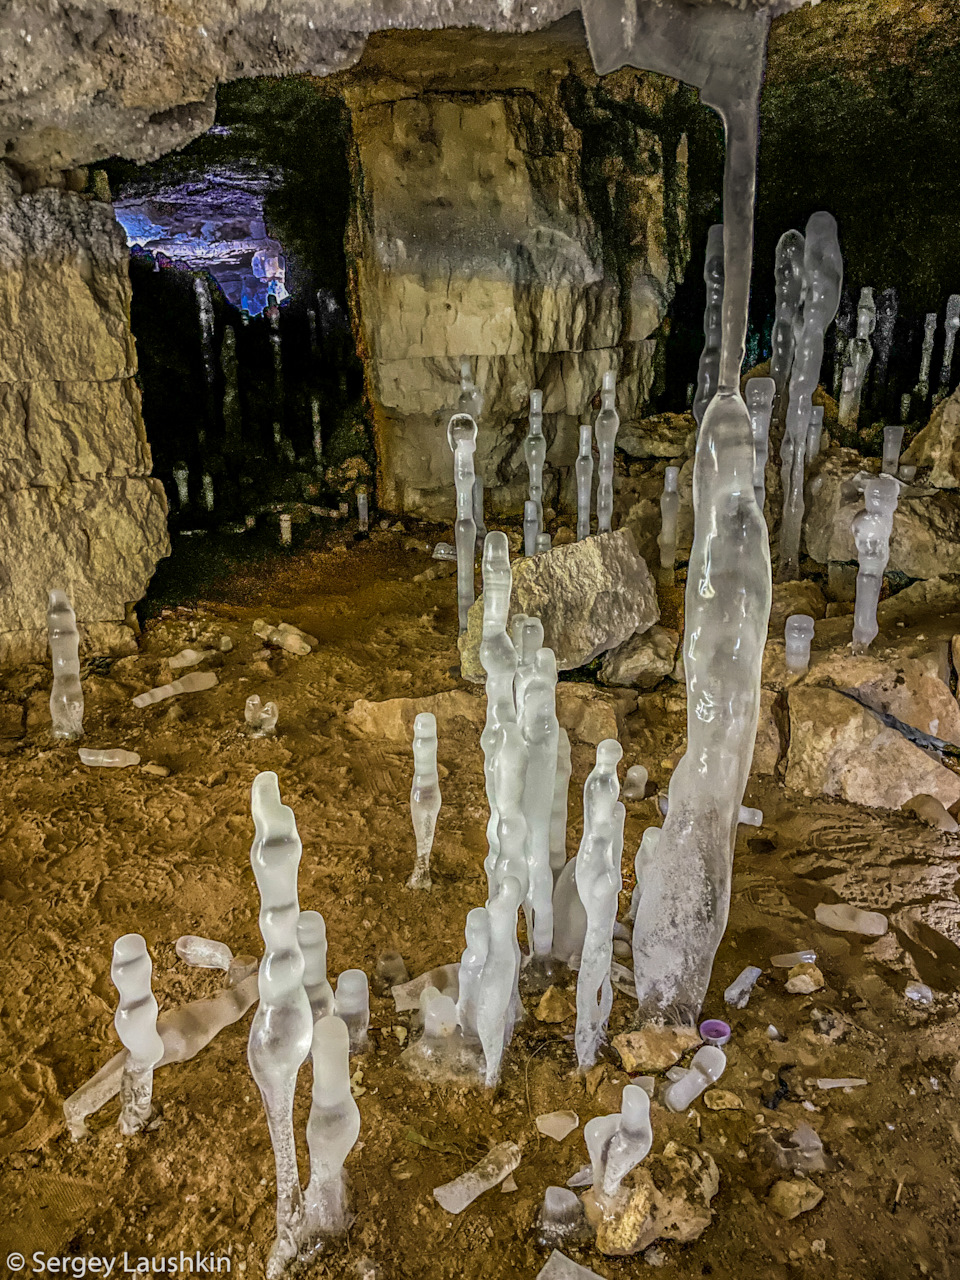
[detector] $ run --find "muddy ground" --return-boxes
[1,522,959,1280]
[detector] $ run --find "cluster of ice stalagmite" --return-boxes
[594,371,619,534]
[692,224,724,429]
[657,466,680,585]
[769,230,805,432]
[447,412,478,632]
[585,1084,653,1199]
[778,212,843,582]
[48,589,84,740]
[575,424,594,542]
[407,712,441,889]
[111,933,164,1135]
[246,694,279,737]
[837,287,876,431]
[852,473,900,654]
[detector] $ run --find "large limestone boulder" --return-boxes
[458,529,658,680]
[599,624,679,689]
[802,448,960,579]
[785,685,960,811]
[902,386,960,489]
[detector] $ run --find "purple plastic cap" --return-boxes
[699,1018,731,1047]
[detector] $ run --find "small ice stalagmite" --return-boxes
[195,276,216,389]
[837,287,876,431]
[487,723,530,905]
[662,1045,726,1112]
[132,671,218,708]
[407,712,441,890]
[769,229,805,433]
[79,748,139,768]
[551,854,586,969]
[447,413,478,633]
[784,614,815,675]
[594,371,620,534]
[779,212,843,581]
[627,826,660,924]
[298,911,334,1021]
[657,466,680,585]
[549,729,573,885]
[852,472,899,654]
[941,294,960,393]
[523,500,539,558]
[871,287,898,413]
[111,934,164,1135]
[693,224,725,429]
[246,694,279,737]
[881,424,904,477]
[915,312,937,404]
[622,764,648,802]
[357,490,369,532]
[591,1084,653,1197]
[526,390,546,536]
[173,463,190,509]
[48,589,84,740]
[334,970,370,1053]
[456,907,489,1042]
[519,648,560,960]
[477,533,518,876]
[805,405,825,464]
[475,874,523,1087]
[513,614,544,718]
[574,801,624,1070]
[457,357,484,421]
[301,1015,360,1248]
[575,424,594,542]
[247,772,314,1279]
[535,532,552,554]
[745,378,775,512]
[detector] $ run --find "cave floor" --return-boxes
[1,525,959,1280]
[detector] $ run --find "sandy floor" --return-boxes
[1,524,959,1280]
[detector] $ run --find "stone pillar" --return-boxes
[0,167,170,664]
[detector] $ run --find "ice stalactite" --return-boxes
[769,230,805,436]
[778,212,843,582]
[692,224,724,429]
[47,589,84,740]
[583,0,775,1024]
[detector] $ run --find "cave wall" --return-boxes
[0,169,170,663]
[342,43,691,517]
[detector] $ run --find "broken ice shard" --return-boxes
[447,412,478,633]
[111,933,164,1135]
[302,1015,360,1244]
[594,371,619,534]
[246,694,279,737]
[693,225,725,428]
[433,1141,522,1213]
[784,614,815,675]
[723,965,762,1009]
[132,671,218,707]
[48,589,84,740]
[335,970,370,1052]
[657,466,680,584]
[662,1045,726,1112]
[407,712,441,890]
[852,473,899,653]
[78,748,140,768]
[575,424,594,542]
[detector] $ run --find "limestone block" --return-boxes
[599,624,679,689]
[0,478,170,632]
[617,412,694,459]
[0,378,150,490]
[803,447,960,579]
[458,529,658,678]
[768,579,827,638]
[785,686,960,811]
[0,190,135,382]
[752,688,783,776]
[901,386,960,488]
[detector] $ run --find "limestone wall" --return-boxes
[344,62,690,518]
[0,169,170,664]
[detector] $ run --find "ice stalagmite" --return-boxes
[334,970,369,1053]
[549,729,572,885]
[456,907,489,1042]
[476,875,523,1087]
[195,277,216,390]
[448,414,478,632]
[111,934,164,1135]
[526,390,546,537]
[488,723,530,905]
[745,378,775,512]
[298,911,334,1021]
[247,771,314,1279]
[407,712,441,890]
[574,801,624,1070]
[779,213,843,580]
[478,534,518,879]
[575,424,594,541]
[692,225,724,429]
[301,1015,360,1247]
[657,466,680,584]
[941,295,960,393]
[524,500,539,558]
[594,372,619,533]
[513,614,544,718]
[457,357,484,421]
[852,473,899,654]
[838,287,876,431]
[805,405,825,464]
[519,648,560,959]
[872,287,898,412]
[48,589,83,740]
[582,0,775,1023]
[769,230,805,434]
[916,313,937,404]
[589,1084,653,1197]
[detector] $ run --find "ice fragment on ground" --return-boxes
[814,902,887,937]
[168,647,215,671]
[252,618,317,655]
[724,965,762,1008]
[905,981,934,1004]
[433,1141,522,1213]
[816,1078,867,1090]
[132,670,218,707]
[78,748,140,767]
[536,1111,579,1141]
[662,1046,726,1113]
[771,951,816,967]
[535,1250,603,1280]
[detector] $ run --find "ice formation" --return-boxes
[779,212,843,581]
[519,648,560,958]
[837,287,876,431]
[132,670,218,707]
[457,356,484,422]
[551,853,587,968]
[587,1084,653,1198]
[513,614,545,718]
[111,934,164,1135]
[407,711,441,890]
[78,748,140,768]
[473,477,487,545]
[526,390,546,537]
[769,229,805,431]
[574,792,624,1069]
[916,312,937,404]
[784,614,815,675]
[403,985,482,1081]
[662,1045,726,1111]
[941,294,960,392]
[253,619,317,655]
[524,500,539,557]
[881,424,904,477]
[805,405,825,464]
[575,424,594,541]
[594,371,619,533]
[247,771,314,1279]
[301,1015,360,1246]
[745,378,775,511]
[48,589,84,740]
[246,694,279,737]
[872,287,897,410]
[535,1187,589,1248]
[693,224,725,428]
[475,874,523,1087]
[622,764,648,802]
[627,825,660,924]
[852,473,899,653]
[334,970,370,1052]
[433,1141,522,1213]
[657,466,680,584]
[447,412,478,633]
[549,730,573,883]
[724,965,762,1009]
[357,490,369,532]
[168,647,215,671]
[173,463,189,508]
[535,532,552,554]
[298,911,335,1021]
[456,907,489,1041]
[478,533,518,877]
[176,935,234,971]
[202,472,215,512]
[814,902,888,936]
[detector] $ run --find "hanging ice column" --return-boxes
[778,213,843,582]
[692,224,724,428]
[583,0,774,1022]
[48,589,84,740]
[447,413,478,633]
[594,371,619,533]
